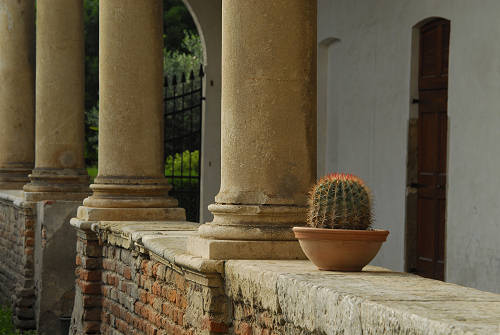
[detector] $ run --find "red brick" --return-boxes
[78,279,101,295]
[162,302,171,315]
[135,301,144,315]
[102,258,116,271]
[83,295,103,307]
[161,286,168,298]
[236,322,252,335]
[152,263,160,277]
[116,318,128,333]
[123,266,132,280]
[141,260,149,272]
[101,311,110,325]
[82,321,100,332]
[174,273,185,291]
[152,281,162,295]
[80,269,101,282]
[83,308,101,321]
[167,289,176,303]
[24,230,35,238]
[202,317,229,333]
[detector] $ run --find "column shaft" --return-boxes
[23,0,89,201]
[79,0,184,221]
[190,0,317,259]
[0,0,35,189]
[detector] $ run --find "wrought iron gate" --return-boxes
[164,66,204,222]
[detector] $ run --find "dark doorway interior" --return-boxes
[414,19,450,280]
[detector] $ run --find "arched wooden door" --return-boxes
[416,19,450,280]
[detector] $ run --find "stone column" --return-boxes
[189,0,317,259]
[23,0,89,201]
[77,0,184,221]
[0,0,35,190]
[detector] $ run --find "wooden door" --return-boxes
[416,19,450,280]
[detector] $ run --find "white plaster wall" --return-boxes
[318,0,500,292]
[183,0,222,223]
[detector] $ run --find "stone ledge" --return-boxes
[225,260,500,335]
[84,220,224,275]
[70,219,500,334]
[0,190,33,208]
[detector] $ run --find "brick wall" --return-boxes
[71,226,230,335]
[0,198,36,330]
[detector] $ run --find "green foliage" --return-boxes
[84,0,99,167]
[165,150,199,180]
[84,105,99,168]
[86,166,98,184]
[0,306,38,335]
[307,173,373,230]
[82,0,201,167]
[164,31,203,78]
[164,0,197,54]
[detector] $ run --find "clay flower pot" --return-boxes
[293,227,389,271]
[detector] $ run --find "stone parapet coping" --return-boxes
[225,260,500,335]
[0,190,32,208]
[72,219,224,275]
[70,219,500,334]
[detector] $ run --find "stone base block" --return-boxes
[24,191,90,202]
[77,206,186,221]
[0,181,28,190]
[187,236,306,260]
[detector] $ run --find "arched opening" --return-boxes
[163,0,222,223]
[405,17,450,280]
[163,0,205,223]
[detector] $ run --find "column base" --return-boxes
[77,177,185,221]
[187,236,306,260]
[77,206,186,222]
[23,168,90,201]
[188,203,308,260]
[0,167,32,190]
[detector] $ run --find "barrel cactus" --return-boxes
[307,173,373,230]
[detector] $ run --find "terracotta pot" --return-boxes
[293,227,389,271]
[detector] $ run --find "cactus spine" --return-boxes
[307,173,373,230]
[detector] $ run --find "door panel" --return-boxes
[416,19,450,281]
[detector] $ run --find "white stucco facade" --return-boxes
[318,0,500,293]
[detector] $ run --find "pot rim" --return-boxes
[292,227,389,241]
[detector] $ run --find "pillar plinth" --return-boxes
[188,0,317,259]
[0,0,35,190]
[23,0,89,201]
[77,0,185,222]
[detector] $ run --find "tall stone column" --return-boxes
[77,0,184,221]
[189,0,317,259]
[0,0,35,190]
[23,0,89,201]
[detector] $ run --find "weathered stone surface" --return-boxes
[226,260,500,335]
[0,192,36,329]
[188,235,306,260]
[191,0,317,259]
[35,200,80,335]
[69,220,500,335]
[22,0,89,201]
[0,0,35,190]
